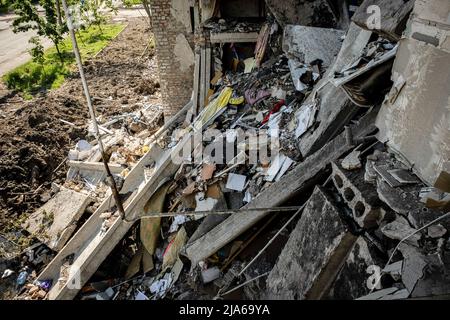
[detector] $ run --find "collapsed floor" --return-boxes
[2,0,450,300]
[0,17,162,299]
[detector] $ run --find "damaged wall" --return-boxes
[375,0,450,186]
[265,0,338,28]
[150,0,195,120]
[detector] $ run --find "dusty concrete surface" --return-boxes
[283,25,345,67]
[375,38,450,186]
[266,186,356,299]
[351,0,415,41]
[23,189,92,251]
[265,0,337,28]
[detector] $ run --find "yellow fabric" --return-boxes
[193,87,233,130]
[229,96,244,105]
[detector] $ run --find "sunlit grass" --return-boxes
[3,23,125,97]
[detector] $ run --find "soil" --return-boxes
[0,17,161,247]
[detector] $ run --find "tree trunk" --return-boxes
[142,0,152,27]
[55,0,63,27]
[55,42,64,64]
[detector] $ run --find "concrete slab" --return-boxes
[375,38,450,186]
[297,23,372,157]
[283,25,345,68]
[23,189,92,251]
[406,0,450,53]
[351,0,415,41]
[325,237,384,299]
[265,186,357,299]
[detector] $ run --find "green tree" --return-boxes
[79,0,117,33]
[12,0,67,63]
[28,36,45,64]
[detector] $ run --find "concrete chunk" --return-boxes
[351,0,415,41]
[23,189,92,251]
[332,161,384,228]
[326,237,384,299]
[266,186,357,299]
[265,0,337,28]
[298,23,372,157]
[283,25,345,68]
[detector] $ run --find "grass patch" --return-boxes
[123,0,143,6]
[3,23,125,97]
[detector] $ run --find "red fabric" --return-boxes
[262,99,285,124]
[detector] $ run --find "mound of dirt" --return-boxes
[0,18,161,232]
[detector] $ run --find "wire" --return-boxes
[216,271,270,298]
[368,211,450,295]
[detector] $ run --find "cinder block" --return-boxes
[332,161,384,228]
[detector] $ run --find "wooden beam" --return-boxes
[210,32,259,44]
[204,46,211,106]
[185,108,380,264]
[192,52,201,116]
[199,46,206,110]
[37,99,194,300]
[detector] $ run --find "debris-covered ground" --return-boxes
[0,17,161,299]
[2,0,450,302]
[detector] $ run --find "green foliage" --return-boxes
[122,0,142,7]
[11,0,67,63]
[0,0,13,13]
[3,23,125,97]
[29,36,45,64]
[79,0,118,31]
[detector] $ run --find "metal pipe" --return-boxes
[61,0,126,220]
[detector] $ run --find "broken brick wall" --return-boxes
[149,0,195,120]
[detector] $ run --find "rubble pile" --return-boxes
[2,0,450,301]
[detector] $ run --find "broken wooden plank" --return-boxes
[199,46,206,111]
[205,46,211,106]
[192,52,200,117]
[210,32,259,44]
[185,107,379,264]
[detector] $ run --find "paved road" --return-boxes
[0,8,145,76]
[0,14,53,76]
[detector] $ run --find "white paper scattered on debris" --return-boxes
[243,191,253,203]
[169,215,190,233]
[294,103,316,138]
[288,59,309,92]
[135,290,149,300]
[265,154,294,182]
[274,156,294,181]
[244,57,256,74]
[149,272,172,299]
[226,173,247,191]
[76,140,92,152]
[195,192,218,211]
